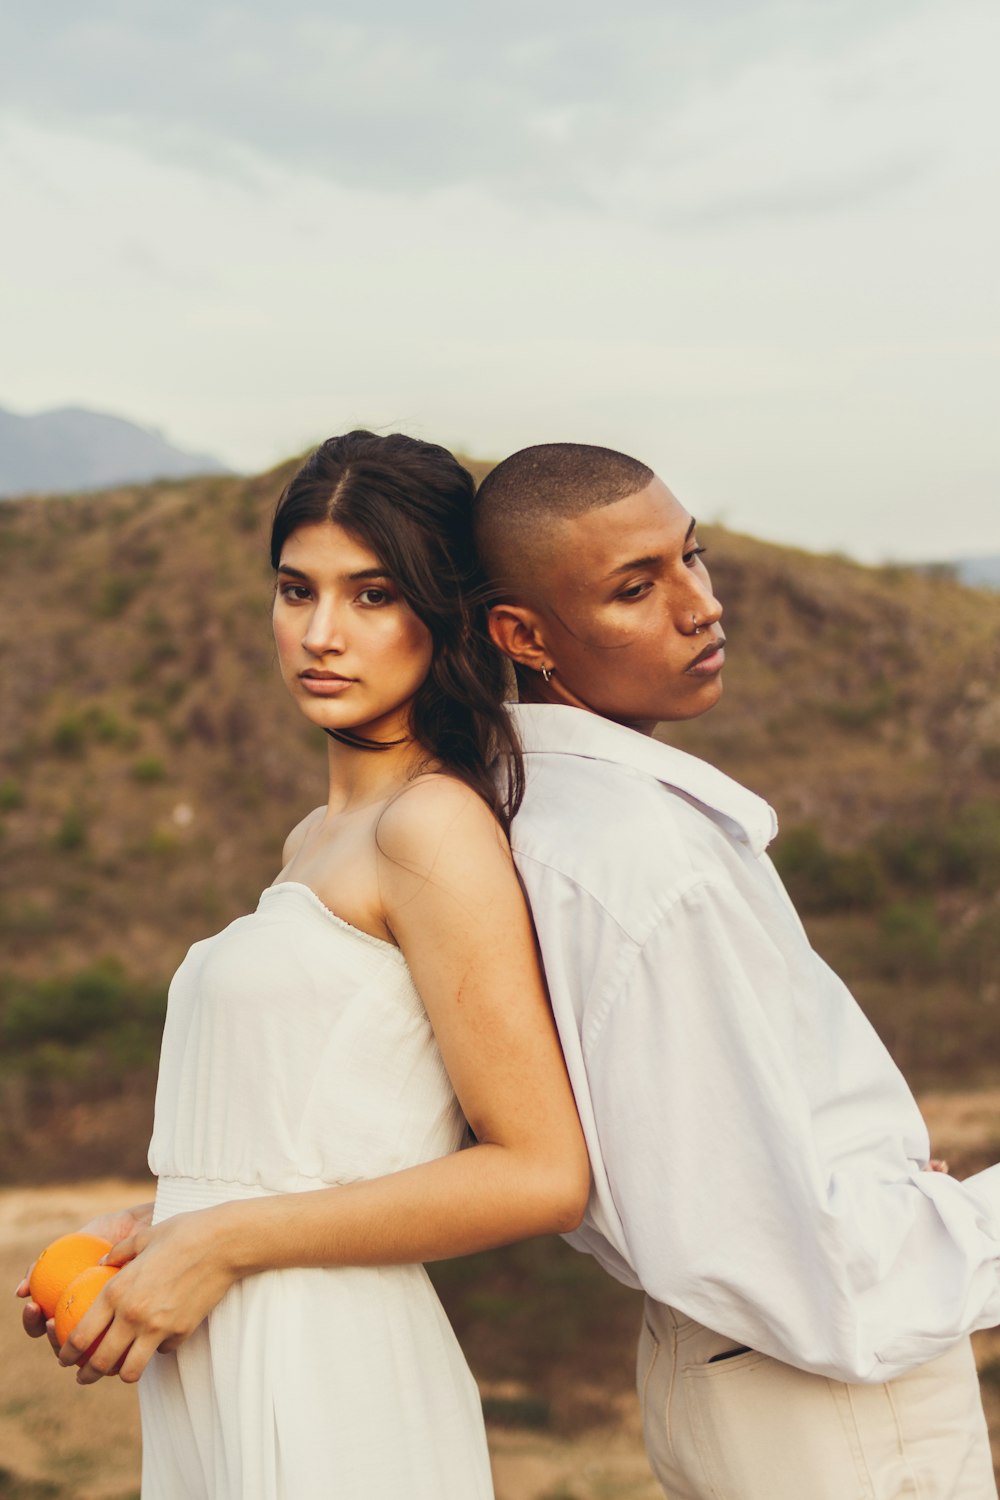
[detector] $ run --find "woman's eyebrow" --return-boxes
[276,563,391,582]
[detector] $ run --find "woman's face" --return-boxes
[272,520,434,742]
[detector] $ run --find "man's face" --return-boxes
[513,477,725,731]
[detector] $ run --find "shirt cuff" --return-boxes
[960,1163,1000,1239]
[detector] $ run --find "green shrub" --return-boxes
[51,714,87,757]
[0,779,23,811]
[105,1016,164,1070]
[1,961,127,1048]
[874,804,1000,891]
[0,963,167,1066]
[821,680,895,729]
[480,1394,551,1429]
[873,901,943,980]
[94,575,138,618]
[131,694,165,718]
[53,807,87,851]
[772,825,884,913]
[949,909,1000,990]
[980,745,1000,780]
[147,828,180,857]
[947,803,1000,889]
[132,755,166,783]
[147,637,180,666]
[84,705,134,744]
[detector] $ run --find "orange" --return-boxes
[53,1264,119,1361]
[28,1232,113,1319]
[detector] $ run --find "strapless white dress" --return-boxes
[139,881,494,1499]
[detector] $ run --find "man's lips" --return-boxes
[687,636,726,671]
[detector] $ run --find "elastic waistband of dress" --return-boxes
[154,1174,298,1221]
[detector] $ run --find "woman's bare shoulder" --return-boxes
[376,774,508,876]
[281,805,326,866]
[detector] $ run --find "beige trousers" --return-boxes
[637,1299,997,1499]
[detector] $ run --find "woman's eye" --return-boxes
[280,583,311,601]
[358,587,392,607]
[684,545,707,568]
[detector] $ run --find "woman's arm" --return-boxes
[65,778,590,1384]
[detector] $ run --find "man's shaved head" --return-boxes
[474,442,654,601]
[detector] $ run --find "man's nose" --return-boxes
[684,577,723,631]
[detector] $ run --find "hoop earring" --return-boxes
[541,665,553,684]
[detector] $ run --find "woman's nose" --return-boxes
[303,603,346,656]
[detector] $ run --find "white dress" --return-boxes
[139,880,494,1499]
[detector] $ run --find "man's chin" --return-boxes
[544,674,722,729]
[627,679,724,728]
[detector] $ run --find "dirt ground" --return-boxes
[2,1087,998,1499]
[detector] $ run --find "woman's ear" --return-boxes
[487,604,551,674]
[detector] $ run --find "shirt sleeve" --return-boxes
[586,871,1000,1382]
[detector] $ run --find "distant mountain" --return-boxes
[952,556,1000,590]
[0,404,231,497]
[916,556,1000,590]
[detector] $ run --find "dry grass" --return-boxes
[2,465,1000,998]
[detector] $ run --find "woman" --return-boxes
[19,431,590,1499]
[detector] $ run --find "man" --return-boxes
[474,442,1000,1499]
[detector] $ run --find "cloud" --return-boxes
[0,0,965,223]
[1,0,997,560]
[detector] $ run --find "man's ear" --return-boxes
[487,603,550,673]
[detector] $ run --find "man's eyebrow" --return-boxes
[606,553,662,579]
[604,518,698,580]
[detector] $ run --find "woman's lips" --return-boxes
[299,673,355,695]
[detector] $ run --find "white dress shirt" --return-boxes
[508,702,1000,1383]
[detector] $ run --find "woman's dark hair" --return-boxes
[271,430,523,829]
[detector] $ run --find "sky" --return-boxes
[0,0,997,561]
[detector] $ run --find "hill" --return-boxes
[0,460,999,1179]
[0,404,229,498]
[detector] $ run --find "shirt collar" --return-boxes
[508,702,778,856]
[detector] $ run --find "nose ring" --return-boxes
[692,613,703,635]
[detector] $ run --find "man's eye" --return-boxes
[684,545,707,567]
[617,581,651,602]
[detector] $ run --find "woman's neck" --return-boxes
[323,734,430,817]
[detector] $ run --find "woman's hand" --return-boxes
[16,1201,155,1350]
[59,1205,242,1386]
